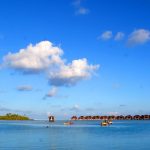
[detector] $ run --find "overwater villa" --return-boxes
[71,115,150,120]
[84,116,92,120]
[133,115,141,120]
[48,115,55,122]
[125,115,133,120]
[78,116,85,120]
[71,116,78,120]
[143,115,150,120]
[116,115,125,120]
[92,116,96,120]
[108,116,116,120]
[95,116,100,120]
[100,116,108,120]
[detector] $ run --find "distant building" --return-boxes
[70,114,150,120]
[71,116,78,120]
[143,115,150,120]
[108,116,116,120]
[116,115,124,120]
[48,115,55,122]
[78,116,85,120]
[125,115,132,120]
[133,115,141,120]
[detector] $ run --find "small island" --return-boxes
[0,113,31,120]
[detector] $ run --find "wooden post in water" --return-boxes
[48,115,55,122]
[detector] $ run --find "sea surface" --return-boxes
[0,120,150,150]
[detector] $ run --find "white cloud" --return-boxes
[46,87,58,98]
[100,31,112,40]
[114,32,124,41]
[127,29,150,46]
[17,85,33,91]
[48,58,99,86]
[99,29,150,46]
[3,41,99,87]
[75,7,89,15]
[3,41,63,73]
[73,0,89,15]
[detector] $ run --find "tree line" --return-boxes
[0,113,30,120]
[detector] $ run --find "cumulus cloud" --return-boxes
[100,31,112,40]
[45,87,58,98]
[114,32,125,41]
[73,0,89,15]
[2,41,99,87]
[99,31,125,41]
[17,85,33,91]
[127,29,150,46]
[48,58,99,86]
[3,41,63,73]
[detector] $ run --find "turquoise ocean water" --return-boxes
[0,120,150,150]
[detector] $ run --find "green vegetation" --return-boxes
[0,113,30,120]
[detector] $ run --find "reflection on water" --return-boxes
[0,120,150,150]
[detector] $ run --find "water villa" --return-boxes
[133,115,141,120]
[125,115,132,120]
[48,115,55,122]
[71,115,150,120]
[71,116,78,120]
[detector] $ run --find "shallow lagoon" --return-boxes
[0,120,150,150]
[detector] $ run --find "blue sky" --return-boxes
[0,0,150,119]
